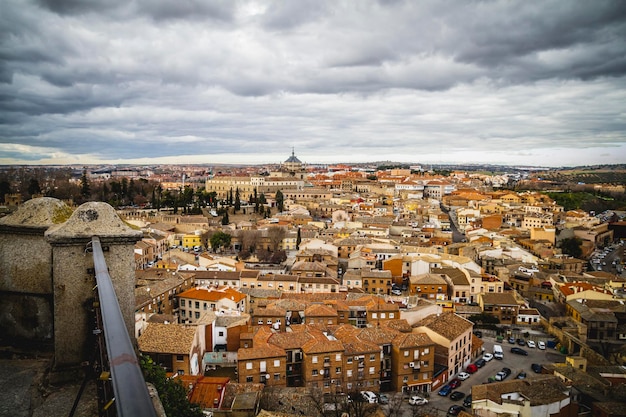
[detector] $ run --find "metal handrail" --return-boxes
[92,236,158,417]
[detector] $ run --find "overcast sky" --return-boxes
[1,0,625,167]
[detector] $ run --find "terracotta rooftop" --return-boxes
[305,304,338,317]
[237,342,285,360]
[137,323,197,354]
[472,375,569,406]
[178,287,247,303]
[393,332,434,349]
[414,312,473,341]
[480,292,520,306]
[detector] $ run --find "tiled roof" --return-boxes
[238,343,285,360]
[480,292,519,306]
[178,287,246,303]
[268,331,314,350]
[357,326,401,345]
[431,267,469,286]
[137,323,197,354]
[392,332,434,348]
[179,375,230,409]
[472,375,569,406]
[305,304,338,317]
[414,312,473,341]
[410,273,448,285]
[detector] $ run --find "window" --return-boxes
[347,357,353,364]
[181,310,186,317]
[181,299,185,307]
[246,362,253,370]
[246,376,253,383]
[218,331,224,337]
[312,369,318,376]
[372,313,378,319]
[274,360,280,367]
[389,313,394,319]
[203,302,207,310]
[195,301,200,309]
[312,356,318,364]
[176,355,184,362]
[336,367,341,374]
[370,354,376,361]
[274,373,280,381]
[403,376,408,383]
[260,361,266,372]
[404,351,409,357]
[347,370,352,377]
[369,367,375,374]
[195,312,200,319]
[335,353,341,361]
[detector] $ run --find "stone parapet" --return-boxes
[0,198,72,346]
[45,202,142,369]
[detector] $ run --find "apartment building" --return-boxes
[138,322,204,376]
[177,287,247,323]
[237,342,287,386]
[391,332,436,393]
[301,328,346,392]
[479,292,521,325]
[362,269,393,295]
[413,312,473,380]
[409,273,448,302]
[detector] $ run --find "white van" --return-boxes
[493,344,503,359]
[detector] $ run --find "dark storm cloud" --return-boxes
[1,0,625,166]
[37,0,236,22]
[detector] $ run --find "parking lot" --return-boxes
[386,331,566,417]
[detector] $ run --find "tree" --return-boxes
[345,391,378,417]
[210,231,232,252]
[276,190,284,212]
[27,178,41,196]
[267,226,286,252]
[559,237,583,259]
[221,211,230,225]
[140,355,203,417]
[0,180,12,203]
[296,227,302,250]
[80,169,90,199]
[241,230,260,254]
[381,393,404,417]
[234,187,241,212]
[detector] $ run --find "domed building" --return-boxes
[279,148,306,180]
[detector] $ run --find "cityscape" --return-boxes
[2,0,626,416]
[1,153,626,417]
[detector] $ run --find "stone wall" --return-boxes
[0,198,142,374]
[0,198,71,346]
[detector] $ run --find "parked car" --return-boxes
[473,330,483,338]
[450,391,465,401]
[527,340,536,348]
[511,347,528,356]
[457,372,470,381]
[377,393,389,404]
[465,364,478,374]
[508,336,516,344]
[463,395,473,408]
[391,289,402,296]
[517,338,526,346]
[531,363,542,373]
[474,358,487,368]
[483,353,494,362]
[409,395,428,406]
[448,378,462,389]
[538,341,546,350]
[360,391,378,403]
[438,385,452,396]
[447,405,466,416]
[495,367,511,381]
[516,371,527,379]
